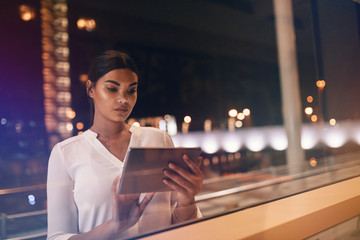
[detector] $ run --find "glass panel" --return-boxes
[1,0,359,239]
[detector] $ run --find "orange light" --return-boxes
[19,5,36,21]
[77,19,86,29]
[76,122,84,130]
[307,96,313,103]
[66,109,76,119]
[311,115,318,122]
[77,18,96,31]
[316,80,326,88]
[310,157,317,167]
[79,74,88,83]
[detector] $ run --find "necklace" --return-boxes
[97,135,111,147]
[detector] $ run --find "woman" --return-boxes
[47,50,204,239]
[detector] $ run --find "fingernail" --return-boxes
[169,163,175,169]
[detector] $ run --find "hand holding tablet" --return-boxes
[118,147,202,194]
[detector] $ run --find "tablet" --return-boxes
[118,147,202,194]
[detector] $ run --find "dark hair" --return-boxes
[88,50,138,84]
[87,50,139,121]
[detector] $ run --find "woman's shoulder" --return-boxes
[53,130,93,151]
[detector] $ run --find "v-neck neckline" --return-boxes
[87,125,135,168]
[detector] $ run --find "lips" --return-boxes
[114,107,128,113]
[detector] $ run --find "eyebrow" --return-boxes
[105,80,138,87]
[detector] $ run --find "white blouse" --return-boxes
[47,126,175,240]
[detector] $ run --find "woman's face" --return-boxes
[88,68,138,124]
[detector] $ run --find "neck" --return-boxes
[90,120,129,139]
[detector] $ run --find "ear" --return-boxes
[86,80,94,98]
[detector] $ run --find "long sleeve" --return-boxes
[47,144,78,240]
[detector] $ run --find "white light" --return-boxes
[228,109,238,118]
[202,136,220,154]
[28,194,36,205]
[159,120,166,131]
[329,118,336,126]
[66,123,73,131]
[184,116,191,123]
[221,134,241,153]
[246,131,266,152]
[352,128,360,145]
[1,118,7,125]
[132,122,140,127]
[182,136,199,148]
[243,108,250,116]
[167,120,178,136]
[268,130,288,151]
[301,127,319,149]
[235,120,243,128]
[323,128,347,148]
[237,112,245,120]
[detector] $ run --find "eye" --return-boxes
[128,88,137,94]
[107,87,117,93]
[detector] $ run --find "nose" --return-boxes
[116,89,128,104]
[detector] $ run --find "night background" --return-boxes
[1,1,360,238]
[1,0,360,183]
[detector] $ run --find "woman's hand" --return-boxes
[163,154,204,207]
[110,176,154,234]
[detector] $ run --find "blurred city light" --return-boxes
[301,126,320,149]
[316,80,326,89]
[243,108,250,116]
[79,74,88,83]
[28,194,36,205]
[184,115,192,123]
[311,115,318,122]
[268,128,288,151]
[329,118,336,126]
[204,119,212,132]
[310,157,317,167]
[307,96,313,103]
[1,118,7,125]
[66,109,76,119]
[76,122,84,130]
[237,112,245,120]
[132,122,140,127]
[245,131,266,152]
[19,5,36,21]
[221,133,241,153]
[323,128,347,148]
[202,135,220,154]
[228,109,238,118]
[304,107,313,115]
[77,18,96,31]
[159,119,166,131]
[235,120,243,128]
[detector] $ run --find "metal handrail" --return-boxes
[0,210,47,240]
[0,184,46,196]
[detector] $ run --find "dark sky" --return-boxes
[2,0,357,133]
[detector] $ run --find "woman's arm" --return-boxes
[69,177,154,240]
[163,154,204,223]
[47,145,154,240]
[47,144,78,240]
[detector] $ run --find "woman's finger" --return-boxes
[138,192,155,211]
[183,154,203,175]
[111,176,120,194]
